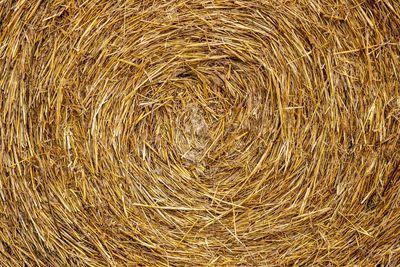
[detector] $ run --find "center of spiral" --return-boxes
[178,103,210,165]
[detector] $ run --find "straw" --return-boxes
[0,0,399,266]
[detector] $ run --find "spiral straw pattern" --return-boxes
[1,0,400,266]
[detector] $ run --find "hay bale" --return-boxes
[0,0,399,266]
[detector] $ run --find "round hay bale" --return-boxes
[1,0,399,266]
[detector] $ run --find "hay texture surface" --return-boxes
[1,0,400,266]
